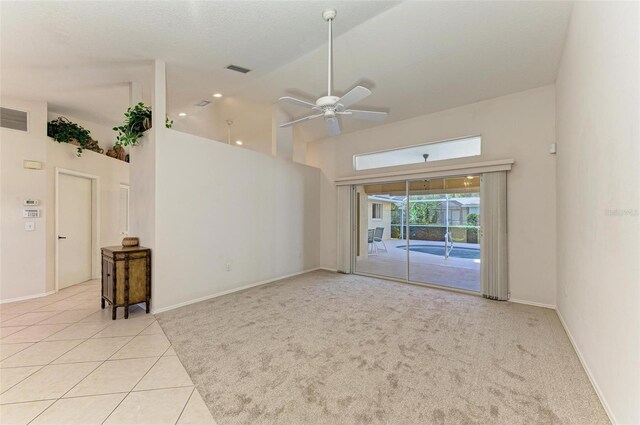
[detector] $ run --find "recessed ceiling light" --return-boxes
[235,140,243,145]
[466,176,475,179]
[178,112,187,117]
[213,93,223,98]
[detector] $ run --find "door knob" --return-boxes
[58,236,67,240]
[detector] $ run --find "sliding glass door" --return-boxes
[353,175,481,292]
[407,176,480,291]
[354,182,408,281]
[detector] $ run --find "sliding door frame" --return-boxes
[351,173,482,297]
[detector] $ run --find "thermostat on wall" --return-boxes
[24,199,39,206]
[23,209,40,218]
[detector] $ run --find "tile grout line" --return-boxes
[98,330,177,424]
[99,391,129,425]
[99,344,172,424]
[1,305,104,344]
[34,306,101,325]
[103,319,164,361]
[2,309,134,396]
[19,284,104,425]
[2,282,198,425]
[43,321,114,342]
[1,313,74,330]
[0,365,43,395]
[0,342,35,362]
[0,282,97,313]
[174,387,196,425]
[59,317,161,401]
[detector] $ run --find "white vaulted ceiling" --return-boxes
[1,1,572,143]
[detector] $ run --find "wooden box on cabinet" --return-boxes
[101,246,151,320]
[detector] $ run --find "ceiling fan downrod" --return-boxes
[323,9,337,97]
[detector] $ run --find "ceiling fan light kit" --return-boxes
[278,8,388,137]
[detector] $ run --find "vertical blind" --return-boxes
[336,185,352,273]
[480,171,508,300]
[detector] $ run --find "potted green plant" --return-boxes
[47,117,104,157]
[113,102,173,148]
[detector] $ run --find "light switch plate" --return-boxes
[25,222,35,231]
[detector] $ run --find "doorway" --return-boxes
[353,175,481,292]
[56,169,100,290]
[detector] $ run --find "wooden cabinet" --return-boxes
[101,246,151,320]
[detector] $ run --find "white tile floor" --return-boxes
[0,280,217,425]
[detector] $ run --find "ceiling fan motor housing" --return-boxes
[316,95,340,109]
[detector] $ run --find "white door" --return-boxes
[58,173,92,289]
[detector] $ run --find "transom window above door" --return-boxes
[353,135,481,171]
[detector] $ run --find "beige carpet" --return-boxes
[156,271,608,425]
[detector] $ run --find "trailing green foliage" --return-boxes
[113,102,173,148]
[47,117,103,157]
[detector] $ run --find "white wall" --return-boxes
[555,2,640,424]
[306,85,557,306]
[0,97,129,301]
[151,129,321,311]
[0,97,48,301]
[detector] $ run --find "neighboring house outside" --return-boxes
[368,197,393,240]
[434,197,479,225]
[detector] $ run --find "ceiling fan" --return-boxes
[278,8,388,137]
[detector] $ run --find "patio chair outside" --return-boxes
[374,227,387,252]
[368,229,377,255]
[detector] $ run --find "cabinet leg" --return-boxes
[101,298,105,309]
[112,306,117,320]
[146,300,150,314]
[124,305,129,320]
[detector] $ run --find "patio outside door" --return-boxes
[353,175,481,292]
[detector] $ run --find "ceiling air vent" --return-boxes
[0,107,28,132]
[226,64,251,74]
[195,100,211,107]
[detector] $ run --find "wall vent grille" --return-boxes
[0,107,28,132]
[226,64,251,74]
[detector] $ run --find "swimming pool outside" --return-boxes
[396,244,480,260]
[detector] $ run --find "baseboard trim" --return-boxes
[317,267,338,273]
[508,298,556,309]
[152,268,326,314]
[556,309,617,425]
[0,290,56,304]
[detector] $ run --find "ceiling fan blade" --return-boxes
[278,96,318,110]
[340,109,388,121]
[279,113,323,128]
[336,86,371,109]
[325,117,341,136]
